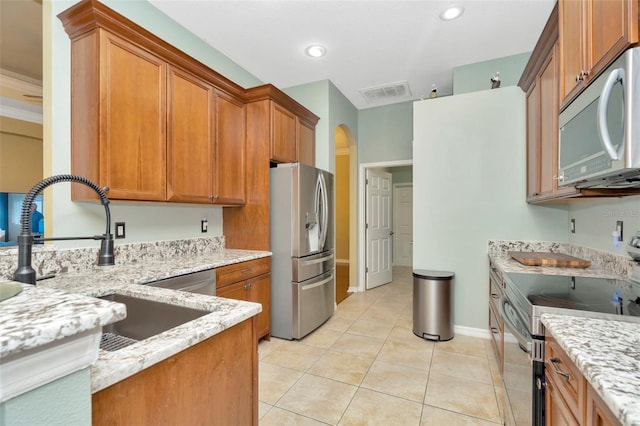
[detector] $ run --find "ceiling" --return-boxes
[149,0,556,109]
[0,0,556,110]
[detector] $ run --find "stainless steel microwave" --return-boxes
[558,47,640,188]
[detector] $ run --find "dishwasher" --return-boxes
[147,269,216,295]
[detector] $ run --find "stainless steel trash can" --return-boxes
[413,270,454,341]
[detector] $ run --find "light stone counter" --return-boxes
[488,240,634,279]
[0,244,270,393]
[541,314,640,426]
[487,240,638,426]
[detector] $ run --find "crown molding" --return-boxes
[0,69,42,96]
[0,96,43,124]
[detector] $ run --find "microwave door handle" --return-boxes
[597,67,625,160]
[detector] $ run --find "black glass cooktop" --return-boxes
[504,273,640,317]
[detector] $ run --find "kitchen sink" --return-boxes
[98,293,209,351]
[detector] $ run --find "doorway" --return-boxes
[358,160,413,292]
[334,124,356,304]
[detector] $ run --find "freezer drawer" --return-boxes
[292,270,335,339]
[292,250,334,283]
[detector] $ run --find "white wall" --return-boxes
[413,87,569,329]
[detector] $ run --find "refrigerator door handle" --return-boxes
[301,275,333,291]
[300,253,334,266]
[318,173,329,250]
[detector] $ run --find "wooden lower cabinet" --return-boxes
[545,334,622,426]
[92,318,258,426]
[217,257,271,341]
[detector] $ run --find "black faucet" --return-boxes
[13,174,115,285]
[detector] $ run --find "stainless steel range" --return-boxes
[501,270,640,426]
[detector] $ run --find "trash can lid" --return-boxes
[413,269,455,279]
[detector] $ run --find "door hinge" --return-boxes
[365,223,369,229]
[365,178,369,185]
[365,266,369,273]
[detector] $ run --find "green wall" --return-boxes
[0,368,91,426]
[357,102,413,164]
[453,52,531,95]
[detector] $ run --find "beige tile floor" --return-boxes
[258,266,505,425]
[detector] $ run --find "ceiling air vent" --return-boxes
[358,80,412,103]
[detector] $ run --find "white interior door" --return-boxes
[365,169,392,289]
[393,184,413,266]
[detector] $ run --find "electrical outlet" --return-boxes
[115,222,126,239]
[201,219,208,233]
[570,219,576,234]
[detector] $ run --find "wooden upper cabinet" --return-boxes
[101,32,167,201]
[539,48,558,198]
[70,30,167,201]
[59,0,247,204]
[297,119,316,167]
[526,82,541,200]
[559,0,639,108]
[214,90,246,205]
[271,103,297,163]
[167,66,214,203]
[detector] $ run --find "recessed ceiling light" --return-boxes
[440,5,464,21]
[305,45,327,58]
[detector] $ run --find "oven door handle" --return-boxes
[501,299,532,356]
[503,317,532,355]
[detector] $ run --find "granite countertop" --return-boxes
[487,240,639,425]
[541,314,640,426]
[489,252,623,279]
[0,248,270,393]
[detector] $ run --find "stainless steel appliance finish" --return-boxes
[270,163,335,340]
[501,271,640,425]
[146,268,216,296]
[412,270,454,341]
[559,47,640,188]
[99,293,209,351]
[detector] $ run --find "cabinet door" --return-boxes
[297,119,315,166]
[589,0,639,81]
[586,382,622,426]
[270,103,297,163]
[246,274,271,340]
[214,91,246,205]
[526,82,541,200]
[539,49,557,198]
[559,0,586,102]
[545,373,580,426]
[217,280,248,301]
[166,66,214,203]
[100,32,167,201]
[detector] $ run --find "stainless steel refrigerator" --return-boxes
[270,163,335,340]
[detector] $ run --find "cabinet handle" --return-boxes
[490,327,500,335]
[491,293,500,299]
[548,357,570,380]
[244,282,252,290]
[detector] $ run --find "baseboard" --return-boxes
[453,325,491,339]
[347,286,358,293]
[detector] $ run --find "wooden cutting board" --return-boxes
[508,251,591,268]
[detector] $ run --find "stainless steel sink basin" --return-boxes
[99,293,209,351]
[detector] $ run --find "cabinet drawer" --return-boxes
[488,304,503,369]
[545,337,584,421]
[216,257,271,288]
